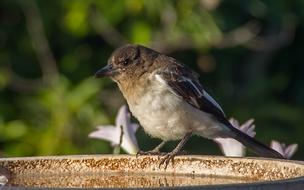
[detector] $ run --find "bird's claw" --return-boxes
[159,152,176,169]
[159,150,187,169]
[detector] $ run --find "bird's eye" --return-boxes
[122,59,130,66]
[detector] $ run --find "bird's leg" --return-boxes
[151,141,167,152]
[159,132,192,169]
[137,141,167,156]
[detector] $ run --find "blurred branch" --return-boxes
[7,68,45,91]
[8,0,59,92]
[154,16,295,54]
[244,16,296,52]
[216,16,296,52]
[89,5,128,48]
[215,20,261,48]
[152,17,260,53]
[20,0,58,82]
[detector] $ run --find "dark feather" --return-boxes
[156,63,225,121]
[156,62,284,159]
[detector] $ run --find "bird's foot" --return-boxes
[159,151,177,169]
[159,150,187,169]
[158,132,192,169]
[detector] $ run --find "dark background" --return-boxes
[0,0,303,159]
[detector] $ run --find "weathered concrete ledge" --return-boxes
[0,155,303,189]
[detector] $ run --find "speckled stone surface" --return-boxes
[0,155,303,189]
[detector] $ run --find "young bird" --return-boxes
[95,44,283,165]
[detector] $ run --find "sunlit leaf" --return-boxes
[129,21,151,45]
[63,1,89,36]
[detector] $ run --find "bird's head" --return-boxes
[95,44,158,82]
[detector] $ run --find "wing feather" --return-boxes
[155,63,226,120]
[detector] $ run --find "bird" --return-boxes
[95,44,283,166]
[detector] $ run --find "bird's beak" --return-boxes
[95,64,117,78]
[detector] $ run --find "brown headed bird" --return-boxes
[95,44,283,166]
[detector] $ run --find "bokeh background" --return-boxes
[0,0,303,159]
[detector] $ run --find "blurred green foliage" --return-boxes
[0,0,303,159]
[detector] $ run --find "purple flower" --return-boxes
[214,118,256,157]
[89,105,139,154]
[270,140,298,159]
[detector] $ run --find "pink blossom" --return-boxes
[214,118,256,157]
[89,105,139,154]
[270,140,298,159]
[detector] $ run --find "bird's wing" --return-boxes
[155,62,284,159]
[155,63,226,121]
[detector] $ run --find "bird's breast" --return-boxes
[129,80,191,140]
[120,75,225,141]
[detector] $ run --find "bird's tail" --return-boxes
[226,123,284,159]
